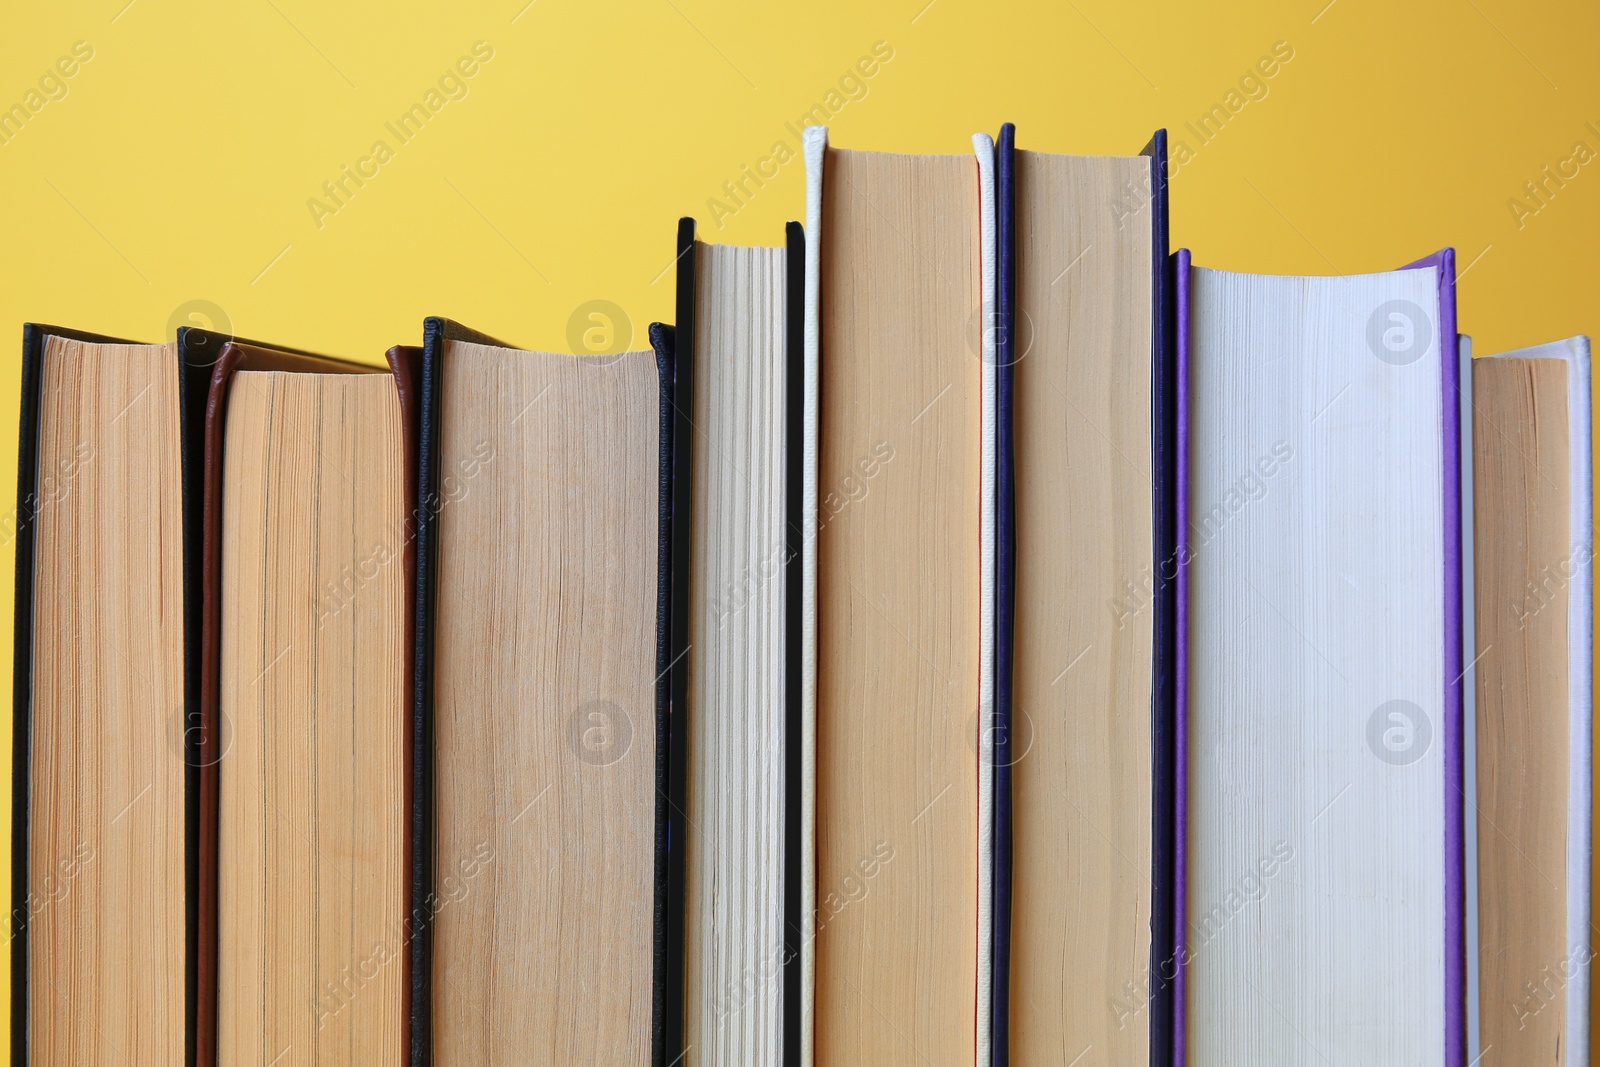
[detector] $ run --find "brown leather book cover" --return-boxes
[194,339,419,1067]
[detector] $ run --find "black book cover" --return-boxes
[657,218,805,1067]
[782,218,805,1067]
[411,315,507,1067]
[654,214,695,1067]
[648,318,679,1067]
[11,323,158,1067]
[1140,128,1178,1067]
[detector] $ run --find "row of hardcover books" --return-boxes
[10,122,1589,1066]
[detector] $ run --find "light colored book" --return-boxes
[802,126,984,1067]
[1467,335,1592,1067]
[1180,252,1464,1065]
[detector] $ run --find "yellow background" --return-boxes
[0,0,1596,1057]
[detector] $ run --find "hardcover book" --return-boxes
[12,324,205,1065]
[802,125,982,1067]
[198,339,416,1065]
[409,317,673,1065]
[988,123,1173,1067]
[667,217,806,1067]
[1465,335,1593,1066]
[1178,250,1464,1064]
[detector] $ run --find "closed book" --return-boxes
[11,324,212,1065]
[801,125,983,1067]
[1465,335,1593,1066]
[664,217,807,1067]
[988,123,1174,1067]
[1177,250,1465,1064]
[197,338,417,1065]
[409,317,673,1065]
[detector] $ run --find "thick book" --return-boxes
[1465,335,1593,1066]
[11,325,210,1065]
[987,124,1172,1067]
[196,339,417,1065]
[1176,250,1464,1064]
[409,317,673,1065]
[801,126,982,1067]
[665,217,806,1067]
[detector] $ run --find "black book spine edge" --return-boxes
[648,319,675,1067]
[174,326,221,1067]
[653,215,696,1067]
[410,315,505,1067]
[782,219,805,1067]
[1140,129,1178,1067]
[10,324,50,1067]
[992,121,1016,1067]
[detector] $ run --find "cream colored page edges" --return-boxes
[801,124,826,1067]
[431,340,658,1065]
[1470,354,1569,1067]
[30,337,186,1064]
[217,370,405,1065]
[813,146,980,1067]
[974,131,996,1067]
[1008,150,1154,1066]
[685,242,788,1066]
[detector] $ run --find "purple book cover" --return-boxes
[1173,248,1190,1067]
[1173,250,1459,1065]
[1405,248,1464,1067]
[992,121,1015,1067]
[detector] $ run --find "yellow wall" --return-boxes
[1,0,1596,1057]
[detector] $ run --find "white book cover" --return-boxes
[972,129,998,1067]
[800,123,825,1067]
